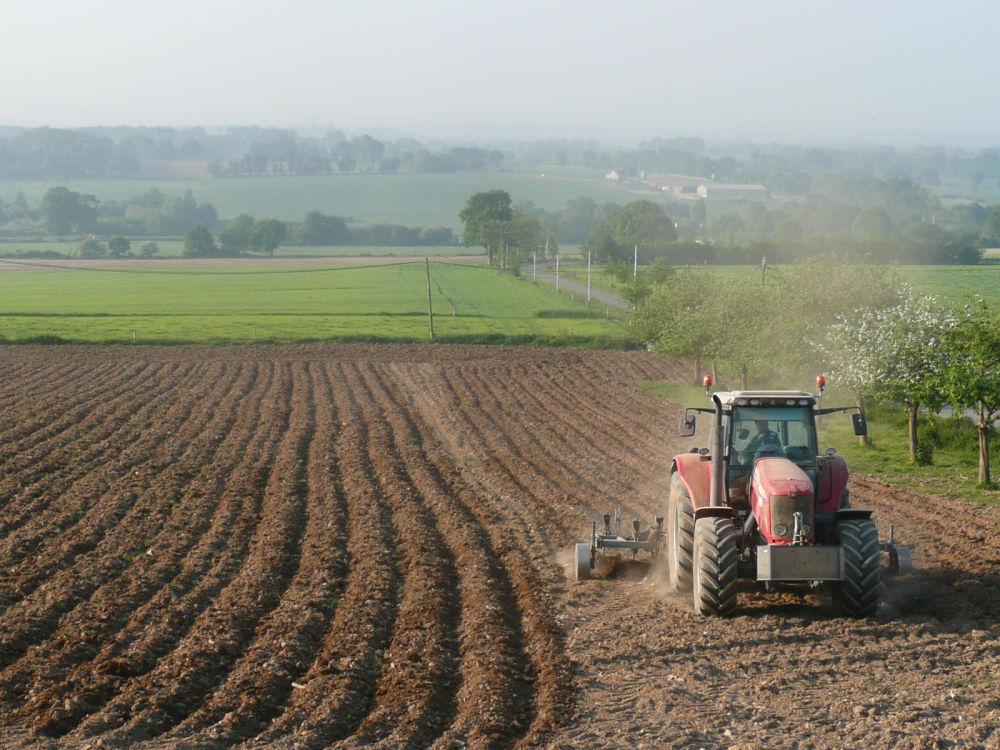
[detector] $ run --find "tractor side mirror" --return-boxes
[852,413,868,437]
[678,412,696,437]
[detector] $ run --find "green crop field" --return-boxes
[0,260,628,346]
[0,240,474,259]
[664,264,1000,308]
[0,171,666,226]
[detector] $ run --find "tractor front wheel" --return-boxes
[667,476,695,592]
[692,516,739,616]
[834,519,882,617]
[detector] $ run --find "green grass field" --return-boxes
[0,171,666,226]
[642,381,1000,504]
[663,264,1000,308]
[0,261,628,346]
[0,240,474,259]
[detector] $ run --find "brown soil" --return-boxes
[0,344,997,750]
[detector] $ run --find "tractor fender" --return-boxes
[834,508,874,521]
[817,455,850,513]
[672,453,712,509]
[694,506,735,521]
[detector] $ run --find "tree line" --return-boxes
[0,126,504,179]
[631,258,1000,486]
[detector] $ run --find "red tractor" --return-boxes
[575,376,911,617]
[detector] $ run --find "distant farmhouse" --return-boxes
[696,183,768,202]
[647,173,707,196]
[605,169,622,182]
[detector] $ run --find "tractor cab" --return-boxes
[715,391,820,511]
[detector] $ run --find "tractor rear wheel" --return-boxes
[692,516,739,616]
[834,519,882,617]
[667,475,695,592]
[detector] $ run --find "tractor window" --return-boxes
[730,407,817,466]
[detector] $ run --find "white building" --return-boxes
[696,183,768,202]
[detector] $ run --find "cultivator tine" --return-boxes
[880,524,913,575]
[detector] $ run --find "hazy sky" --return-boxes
[1,0,997,145]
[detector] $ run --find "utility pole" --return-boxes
[587,250,592,306]
[532,250,536,281]
[555,253,560,292]
[634,244,638,281]
[424,257,435,341]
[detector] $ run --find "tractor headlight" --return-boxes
[774,523,788,537]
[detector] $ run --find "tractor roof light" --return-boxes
[816,374,826,396]
[703,373,713,394]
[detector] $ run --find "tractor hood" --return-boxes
[751,458,812,498]
[751,458,815,544]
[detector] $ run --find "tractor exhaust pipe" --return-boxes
[709,395,725,507]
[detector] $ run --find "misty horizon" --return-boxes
[2,0,997,148]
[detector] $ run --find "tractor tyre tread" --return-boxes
[834,519,883,618]
[693,516,739,617]
[669,474,695,592]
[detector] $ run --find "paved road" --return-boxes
[524,265,631,310]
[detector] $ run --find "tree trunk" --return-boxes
[740,365,748,390]
[979,405,992,486]
[856,395,869,447]
[907,403,919,463]
[712,363,719,387]
[487,244,493,266]
[694,356,701,386]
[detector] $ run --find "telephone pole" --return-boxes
[424,257,435,341]
[587,250,592,306]
[634,244,638,281]
[555,253,560,292]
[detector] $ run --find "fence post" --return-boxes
[425,257,435,341]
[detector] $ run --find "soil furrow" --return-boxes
[71,361,310,744]
[238,360,403,750]
[0,360,182,526]
[355,364,536,749]
[2,361,262,731]
[148,362,346,748]
[47,361,284,738]
[0,361,236,663]
[0,360,217,608]
[390,363,575,747]
[324,361,462,749]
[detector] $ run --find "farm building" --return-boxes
[605,169,622,181]
[646,173,708,196]
[697,183,768,202]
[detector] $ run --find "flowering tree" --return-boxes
[821,286,954,462]
[937,298,1000,486]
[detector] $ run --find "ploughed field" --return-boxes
[0,345,998,750]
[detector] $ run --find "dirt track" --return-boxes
[0,345,997,750]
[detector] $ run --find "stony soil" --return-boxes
[0,345,997,750]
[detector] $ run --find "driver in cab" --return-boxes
[745,420,781,456]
